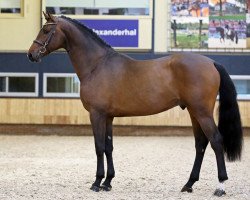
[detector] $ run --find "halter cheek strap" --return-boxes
[33,22,57,55]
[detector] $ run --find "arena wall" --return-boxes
[0,98,249,127]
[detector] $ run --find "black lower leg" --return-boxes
[89,111,106,192]
[91,154,105,191]
[197,116,228,196]
[182,115,208,192]
[91,178,103,191]
[210,134,228,182]
[94,156,105,186]
[102,117,115,191]
[182,148,207,192]
[102,153,115,191]
[185,141,208,188]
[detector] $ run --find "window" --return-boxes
[231,76,250,100]
[0,77,6,92]
[45,0,150,16]
[43,73,80,97]
[0,0,22,14]
[0,73,38,97]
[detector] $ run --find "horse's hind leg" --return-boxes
[194,114,228,196]
[101,117,115,191]
[181,115,208,193]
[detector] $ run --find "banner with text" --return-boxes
[79,19,139,48]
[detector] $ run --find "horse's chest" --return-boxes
[79,89,93,111]
[80,84,108,111]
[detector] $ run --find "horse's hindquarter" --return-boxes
[170,53,220,113]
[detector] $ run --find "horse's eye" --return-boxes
[42,28,49,34]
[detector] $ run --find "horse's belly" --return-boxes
[109,76,179,117]
[110,96,180,117]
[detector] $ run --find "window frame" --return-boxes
[42,0,153,19]
[0,0,25,18]
[0,73,39,97]
[231,75,250,100]
[43,73,80,98]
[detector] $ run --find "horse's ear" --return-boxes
[43,11,50,21]
[48,13,56,22]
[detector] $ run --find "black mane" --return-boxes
[60,15,112,49]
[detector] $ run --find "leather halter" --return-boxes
[33,22,57,55]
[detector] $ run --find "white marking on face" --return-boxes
[108,136,111,140]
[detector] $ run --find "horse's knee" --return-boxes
[195,143,207,155]
[105,138,113,155]
[95,146,105,157]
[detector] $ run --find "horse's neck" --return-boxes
[63,23,109,81]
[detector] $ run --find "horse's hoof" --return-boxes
[214,189,226,197]
[101,184,112,191]
[181,185,193,193]
[90,185,102,192]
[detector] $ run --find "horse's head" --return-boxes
[27,12,66,62]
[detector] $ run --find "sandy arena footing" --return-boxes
[0,135,249,200]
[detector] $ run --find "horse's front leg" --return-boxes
[89,110,107,192]
[101,117,115,191]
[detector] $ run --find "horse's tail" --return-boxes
[214,62,243,162]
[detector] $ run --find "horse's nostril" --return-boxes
[27,52,35,62]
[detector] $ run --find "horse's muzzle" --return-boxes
[27,52,41,63]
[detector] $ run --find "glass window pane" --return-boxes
[47,77,79,93]
[0,0,21,13]
[46,0,94,7]
[0,77,6,92]
[96,0,149,8]
[97,8,149,15]
[46,0,93,15]
[45,0,149,15]
[8,77,35,92]
[233,80,250,94]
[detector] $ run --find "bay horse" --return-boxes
[28,13,243,197]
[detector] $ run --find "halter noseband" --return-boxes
[33,22,57,55]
